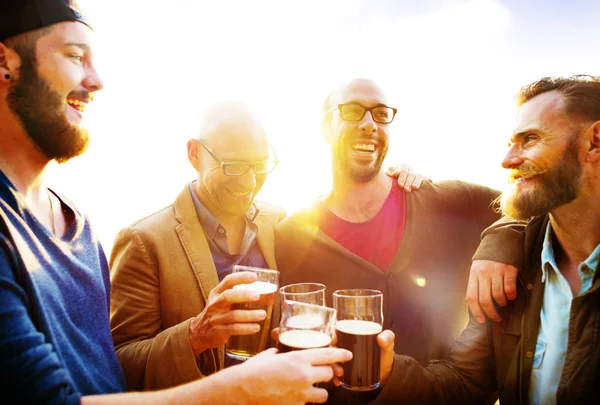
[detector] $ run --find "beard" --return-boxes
[6,46,90,163]
[500,138,582,220]
[333,134,389,183]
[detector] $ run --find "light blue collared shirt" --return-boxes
[188,182,267,368]
[188,182,266,281]
[528,223,600,405]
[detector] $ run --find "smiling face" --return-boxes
[500,90,583,220]
[193,105,271,218]
[324,79,392,183]
[6,21,103,163]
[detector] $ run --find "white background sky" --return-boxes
[49,0,600,253]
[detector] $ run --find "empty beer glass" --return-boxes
[280,282,326,306]
[225,265,279,361]
[333,289,383,391]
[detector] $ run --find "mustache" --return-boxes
[508,165,547,182]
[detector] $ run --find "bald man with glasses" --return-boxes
[109,101,287,391]
[275,78,523,404]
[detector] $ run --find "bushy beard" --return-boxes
[6,46,89,163]
[334,134,389,183]
[500,139,582,220]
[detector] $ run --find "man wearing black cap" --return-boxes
[0,1,353,404]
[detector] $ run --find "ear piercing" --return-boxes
[4,73,10,80]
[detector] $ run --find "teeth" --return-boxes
[67,99,87,111]
[352,143,375,152]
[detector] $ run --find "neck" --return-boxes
[0,111,51,202]
[193,181,245,231]
[549,196,600,266]
[325,169,392,222]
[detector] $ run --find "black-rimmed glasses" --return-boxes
[198,139,279,176]
[324,103,397,124]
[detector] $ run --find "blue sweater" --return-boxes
[0,171,126,404]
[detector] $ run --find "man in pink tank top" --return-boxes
[275,78,523,404]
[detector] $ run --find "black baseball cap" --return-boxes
[0,0,92,42]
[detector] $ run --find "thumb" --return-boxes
[271,327,280,342]
[378,330,395,385]
[255,347,278,359]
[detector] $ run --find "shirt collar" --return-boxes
[583,243,600,276]
[188,181,260,239]
[541,221,600,282]
[541,222,557,283]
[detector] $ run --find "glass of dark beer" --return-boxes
[278,300,336,353]
[333,289,383,391]
[280,283,326,306]
[226,266,279,361]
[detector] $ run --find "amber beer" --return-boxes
[335,319,382,390]
[278,329,332,353]
[226,281,277,360]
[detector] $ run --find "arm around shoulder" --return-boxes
[473,216,527,268]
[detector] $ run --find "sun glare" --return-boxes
[51,0,600,254]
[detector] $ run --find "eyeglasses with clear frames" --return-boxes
[197,138,279,176]
[324,103,397,124]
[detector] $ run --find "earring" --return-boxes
[4,73,10,80]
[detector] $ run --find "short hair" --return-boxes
[516,75,600,124]
[4,26,52,62]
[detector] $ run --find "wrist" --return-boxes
[189,319,207,358]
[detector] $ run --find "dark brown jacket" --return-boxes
[276,180,513,404]
[374,214,600,405]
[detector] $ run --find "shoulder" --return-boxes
[412,180,500,205]
[274,202,322,267]
[277,201,320,228]
[109,207,176,270]
[127,203,176,233]
[421,179,499,196]
[254,200,287,224]
[111,204,177,255]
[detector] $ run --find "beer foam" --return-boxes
[233,281,277,294]
[285,314,324,329]
[279,330,332,349]
[335,320,383,335]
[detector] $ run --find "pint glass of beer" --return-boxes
[278,300,336,353]
[225,266,279,361]
[280,283,326,306]
[333,289,383,391]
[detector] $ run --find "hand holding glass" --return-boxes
[226,266,279,361]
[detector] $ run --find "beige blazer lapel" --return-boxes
[173,186,219,303]
[255,214,278,270]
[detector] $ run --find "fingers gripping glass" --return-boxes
[198,138,279,176]
[226,266,279,361]
[325,103,398,124]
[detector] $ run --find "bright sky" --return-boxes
[48,0,600,253]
